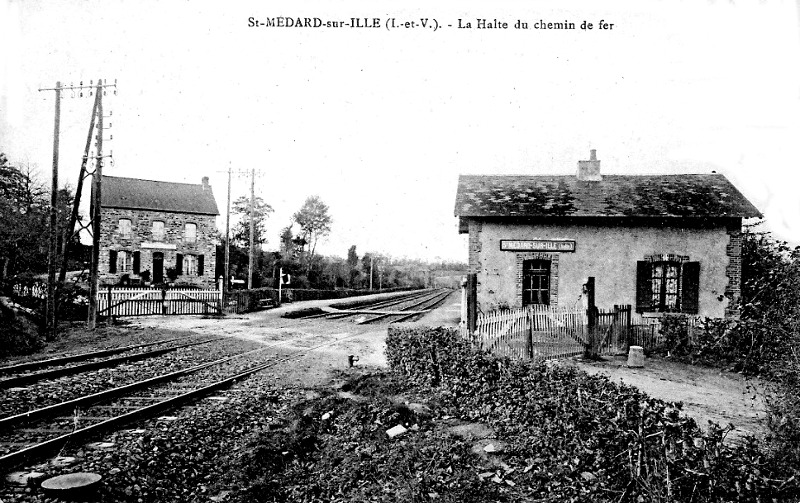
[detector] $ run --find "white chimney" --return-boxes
[577,149,601,182]
[201,176,210,190]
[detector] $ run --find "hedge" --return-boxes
[386,325,800,502]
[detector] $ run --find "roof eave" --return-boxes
[104,205,220,216]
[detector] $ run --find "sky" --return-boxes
[2,0,800,262]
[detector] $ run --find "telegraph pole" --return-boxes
[58,89,101,287]
[88,82,105,329]
[45,82,61,341]
[248,168,255,289]
[370,255,374,290]
[224,165,232,297]
[41,79,116,331]
[217,167,262,291]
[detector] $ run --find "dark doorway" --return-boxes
[152,252,164,284]
[522,259,551,306]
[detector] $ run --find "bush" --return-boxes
[0,296,44,357]
[386,325,800,502]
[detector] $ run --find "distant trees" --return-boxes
[292,195,331,260]
[0,153,81,284]
[231,195,274,249]
[216,191,467,291]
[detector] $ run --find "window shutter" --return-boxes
[133,251,141,274]
[109,250,117,273]
[635,261,651,313]
[681,262,700,314]
[197,255,204,276]
[176,253,183,275]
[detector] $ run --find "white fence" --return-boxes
[98,287,222,316]
[462,305,588,361]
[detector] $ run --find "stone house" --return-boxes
[454,150,762,319]
[98,175,219,287]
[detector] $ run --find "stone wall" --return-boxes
[99,207,217,288]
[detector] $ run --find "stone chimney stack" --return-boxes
[201,176,210,190]
[577,149,601,182]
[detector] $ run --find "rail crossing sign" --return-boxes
[500,239,576,252]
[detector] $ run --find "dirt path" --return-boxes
[566,355,766,442]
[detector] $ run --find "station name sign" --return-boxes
[500,239,576,252]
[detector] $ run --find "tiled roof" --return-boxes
[101,176,219,215]
[454,173,762,219]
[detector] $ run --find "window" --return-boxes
[636,260,700,314]
[152,221,165,241]
[118,218,132,239]
[651,262,680,311]
[119,250,132,273]
[175,254,204,277]
[184,223,197,243]
[522,259,550,306]
[184,254,197,276]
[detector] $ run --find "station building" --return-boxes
[98,176,219,287]
[454,150,762,318]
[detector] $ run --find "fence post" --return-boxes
[527,308,534,359]
[584,277,598,359]
[218,280,224,315]
[466,273,477,338]
[624,305,632,351]
[107,285,113,323]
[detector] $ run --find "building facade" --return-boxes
[98,176,219,288]
[454,150,761,318]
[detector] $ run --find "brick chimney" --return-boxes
[201,176,210,190]
[577,149,601,182]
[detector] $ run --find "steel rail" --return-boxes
[354,289,448,324]
[0,339,221,389]
[359,289,452,325]
[390,290,454,323]
[0,328,385,471]
[301,289,432,320]
[0,336,196,375]
[324,289,440,321]
[0,347,268,431]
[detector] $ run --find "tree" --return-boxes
[279,226,295,256]
[292,196,332,260]
[231,196,274,249]
[0,155,48,282]
[346,245,361,288]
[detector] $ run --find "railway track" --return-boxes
[0,337,250,421]
[0,329,377,472]
[293,288,453,324]
[0,337,221,389]
[298,289,434,320]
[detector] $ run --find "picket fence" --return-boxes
[463,305,588,361]
[461,304,701,362]
[98,287,222,316]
